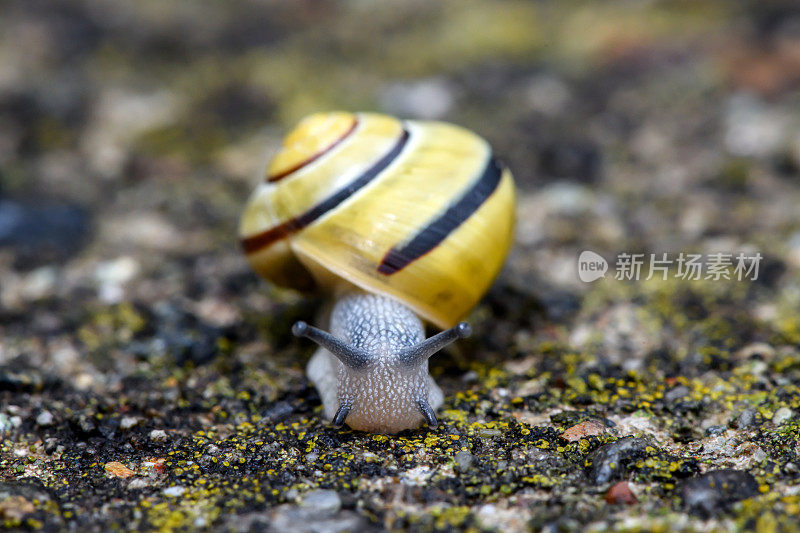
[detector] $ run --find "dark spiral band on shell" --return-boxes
[377,156,504,275]
[241,129,411,254]
[267,118,359,182]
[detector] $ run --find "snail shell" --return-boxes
[239,111,515,329]
[239,112,515,433]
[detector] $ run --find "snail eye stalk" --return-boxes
[397,322,471,367]
[292,321,371,369]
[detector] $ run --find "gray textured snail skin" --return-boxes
[293,291,471,434]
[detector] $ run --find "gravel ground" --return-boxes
[1,1,800,531]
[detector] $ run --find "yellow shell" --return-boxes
[239,112,515,329]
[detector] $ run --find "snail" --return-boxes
[239,112,515,434]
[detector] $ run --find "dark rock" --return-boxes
[705,425,727,437]
[524,447,565,470]
[536,288,583,322]
[671,424,698,444]
[680,469,760,518]
[70,414,98,438]
[736,409,759,429]
[146,303,223,365]
[0,200,91,269]
[752,256,786,289]
[0,86,86,155]
[664,385,690,403]
[162,328,219,365]
[538,140,601,183]
[585,437,650,484]
[0,366,59,393]
[260,401,296,425]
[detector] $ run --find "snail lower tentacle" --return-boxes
[331,403,351,428]
[417,399,438,429]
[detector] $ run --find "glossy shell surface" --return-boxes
[239,112,515,328]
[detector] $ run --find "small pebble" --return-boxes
[269,505,364,533]
[704,425,727,437]
[163,486,186,497]
[21,267,57,301]
[35,410,54,426]
[525,73,571,116]
[723,93,786,157]
[525,447,562,468]
[0,414,11,432]
[454,450,474,470]
[772,407,794,426]
[127,478,151,490]
[561,419,607,442]
[261,401,295,424]
[120,416,139,430]
[733,442,766,467]
[604,481,638,505]
[105,461,135,479]
[664,386,690,403]
[72,415,97,436]
[299,489,341,517]
[736,409,758,429]
[149,429,168,442]
[402,465,434,486]
[461,370,479,383]
[586,437,650,484]
[143,458,166,475]
[95,256,139,304]
[380,77,454,119]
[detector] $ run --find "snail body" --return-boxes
[240,112,515,433]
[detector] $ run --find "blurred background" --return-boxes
[3,0,800,290]
[1,1,800,530]
[3,0,800,358]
